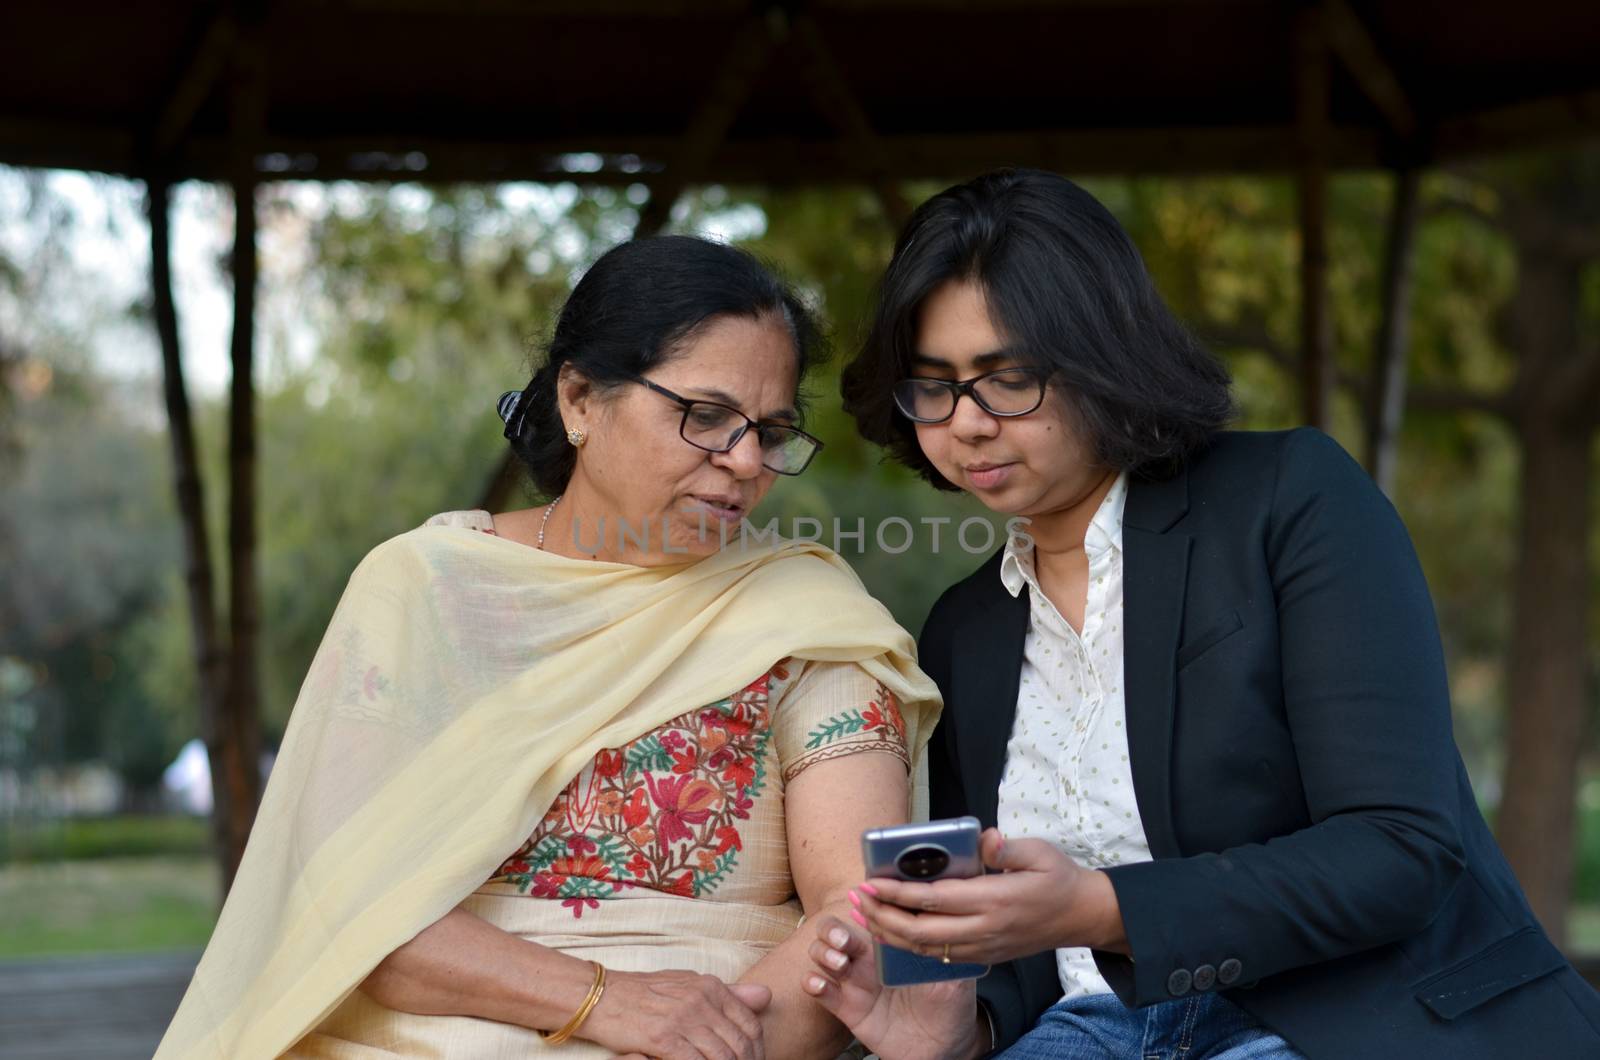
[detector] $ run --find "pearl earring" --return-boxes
[566,427,587,447]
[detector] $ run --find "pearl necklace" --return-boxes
[537,495,563,551]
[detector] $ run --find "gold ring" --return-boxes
[941,944,952,965]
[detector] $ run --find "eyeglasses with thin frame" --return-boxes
[629,375,823,475]
[892,367,1049,423]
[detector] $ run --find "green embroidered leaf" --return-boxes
[692,849,741,897]
[748,733,771,796]
[804,710,866,750]
[558,876,613,900]
[593,834,630,874]
[626,735,673,773]
[528,834,566,871]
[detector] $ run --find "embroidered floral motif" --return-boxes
[804,684,905,749]
[785,683,908,784]
[487,670,774,916]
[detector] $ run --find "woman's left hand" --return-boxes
[854,828,1128,966]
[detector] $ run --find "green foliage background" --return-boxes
[1,163,1596,882]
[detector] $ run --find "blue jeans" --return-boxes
[996,992,1305,1060]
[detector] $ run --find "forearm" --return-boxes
[739,894,857,1060]
[361,905,594,1031]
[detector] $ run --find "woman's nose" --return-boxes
[947,393,1000,442]
[711,428,766,478]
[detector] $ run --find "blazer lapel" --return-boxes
[950,570,1028,830]
[1122,469,1192,860]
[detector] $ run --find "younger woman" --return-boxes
[800,169,1600,1060]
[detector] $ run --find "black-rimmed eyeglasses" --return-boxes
[631,376,823,475]
[892,367,1048,423]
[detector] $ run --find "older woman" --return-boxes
[800,170,1600,1060]
[157,236,939,1059]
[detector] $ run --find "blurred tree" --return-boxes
[246,182,602,733]
[1104,159,1600,943]
[0,360,181,796]
[1460,151,1600,945]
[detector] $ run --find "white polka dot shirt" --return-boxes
[995,471,1151,1001]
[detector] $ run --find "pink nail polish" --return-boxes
[850,909,868,928]
[860,882,879,897]
[847,890,861,908]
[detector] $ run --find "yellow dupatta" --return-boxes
[156,522,941,1059]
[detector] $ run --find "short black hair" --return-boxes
[508,235,824,497]
[842,168,1234,488]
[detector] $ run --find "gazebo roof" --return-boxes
[3,1,1598,186]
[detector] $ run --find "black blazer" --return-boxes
[919,429,1600,1059]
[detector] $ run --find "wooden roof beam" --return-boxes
[791,12,911,227]
[1432,89,1600,160]
[124,123,1383,186]
[1321,0,1416,140]
[632,9,785,236]
[148,9,239,161]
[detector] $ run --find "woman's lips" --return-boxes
[964,463,1015,490]
[685,496,746,524]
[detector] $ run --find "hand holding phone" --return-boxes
[860,816,991,986]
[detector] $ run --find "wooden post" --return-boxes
[147,174,232,885]
[1295,4,1335,430]
[217,35,266,889]
[1492,183,1600,946]
[1365,167,1420,493]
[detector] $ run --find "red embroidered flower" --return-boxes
[625,852,652,878]
[563,896,600,918]
[714,826,743,854]
[885,694,905,736]
[707,705,758,737]
[622,788,651,829]
[721,756,756,790]
[646,773,721,845]
[862,694,906,739]
[595,749,625,778]
[670,747,699,774]
[530,873,563,899]
[664,871,695,897]
[567,834,597,855]
[660,730,688,753]
[504,858,531,875]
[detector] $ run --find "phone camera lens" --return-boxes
[896,844,950,879]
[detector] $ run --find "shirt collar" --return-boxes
[999,471,1129,599]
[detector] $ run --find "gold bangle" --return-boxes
[541,960,607,1045]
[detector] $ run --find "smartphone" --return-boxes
[860,816,990,986]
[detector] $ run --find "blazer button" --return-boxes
[1166,968,1193,996]
[1192,964,1217,991]
[1218,958,1242,986]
